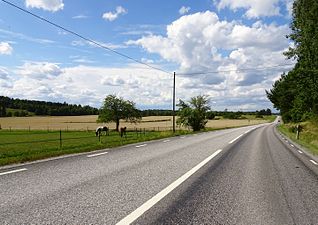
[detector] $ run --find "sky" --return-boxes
[0,0,295,111]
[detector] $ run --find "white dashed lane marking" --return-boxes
[87,152,108,158]
[310,160,318,165]
[163,140,170,143]
[298,150,303,154]
[136,144,147,148]
[0,168,27,176]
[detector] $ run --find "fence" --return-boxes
[1,128,184,166]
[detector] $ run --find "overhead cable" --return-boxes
[1,0,172,75]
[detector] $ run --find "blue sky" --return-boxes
[0,0,295,111]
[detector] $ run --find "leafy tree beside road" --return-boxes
[98,95,141,131]
[266,0,318,122]
[177,95,210,131]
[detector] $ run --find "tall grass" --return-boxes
[278,121,318,155]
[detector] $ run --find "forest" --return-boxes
[0,96,98,117]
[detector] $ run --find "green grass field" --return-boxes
[0,129,191,166]
[0,115,276,166]
[278,121,318,155]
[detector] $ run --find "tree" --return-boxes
[177,95,210,131]
[0,105,6,117]
[98,95,141,131]
[267,0,318,122]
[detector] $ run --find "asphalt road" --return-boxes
[1,122,318,225]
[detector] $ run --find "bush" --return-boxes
[206,111,215,120]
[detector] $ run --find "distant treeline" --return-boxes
[140,109,174,117]
[0,96,98,117]
[140,108,272,119]
[0,95,272,118]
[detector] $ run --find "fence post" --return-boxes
[296,125,300,140]
[98,132,101,143]
[59,130,62,148]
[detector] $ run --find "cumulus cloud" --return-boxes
[179,6,191,15]
[130,11,289,71]
[0,42,13,55]
[25,0,64,12]
[215,0,281,18]
[16,62,63,79]
[102,6,127,21]
[127,11,293,110]
[101,76,125,86]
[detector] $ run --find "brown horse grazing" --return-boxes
[96,126,109,136]
[120,127,127,137]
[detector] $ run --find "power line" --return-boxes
[177,63,295,76]
[1,0,172,75]
[1,0,296,77]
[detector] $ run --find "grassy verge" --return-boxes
[0,115,275,167]
[0,129,191,166]
[278,121,318,155]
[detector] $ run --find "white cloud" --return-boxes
[215,0,281,18]
[130,12,289,71]
[0,42,13,55]
[71,39,127,50]
[127,11,293,110]
[102,6,127,21]
[16,62,63,79]
[286,0,294,17]
[101,76,125,86]
[0,28,55,44]
[179,6,191,15]
[72,14,88,19]
[0,67,9,79]
[25,0,64,12]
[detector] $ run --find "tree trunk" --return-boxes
[116,119,119,132]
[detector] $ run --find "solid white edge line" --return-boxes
[87,152,108,158]
[136,144,147,148]
[0,168,27,176]
[229,134,243,144]
[310,160,318,165]
[116,149,223,225]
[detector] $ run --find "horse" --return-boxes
[120,127,127,138]
[96,126,109,136]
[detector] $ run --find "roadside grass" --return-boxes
[278,121,318,155]
[0,129,191,166]
[0,115,276,166]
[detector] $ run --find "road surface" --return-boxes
[1,122,318,224]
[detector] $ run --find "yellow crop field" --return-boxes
[0,115,272,131]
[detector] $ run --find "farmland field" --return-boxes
[0,115,275,166]
[0,115,274,131]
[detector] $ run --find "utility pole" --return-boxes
[173,72,176,133]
